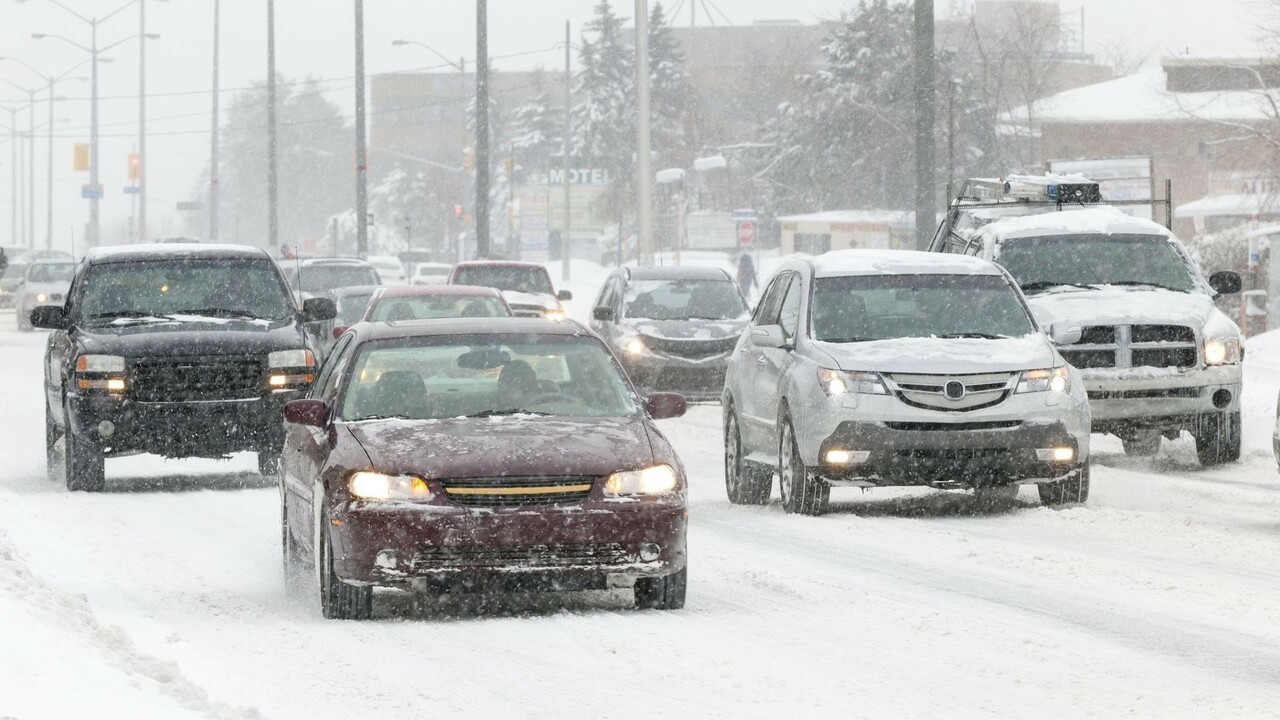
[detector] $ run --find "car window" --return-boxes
[369,295,508,321]
[753,273,790,325]
[624,279,748,321]
[453,265,554,294]
[778,275,803,340]
[27,263,76,283]
[335,294,374,325]
[315,333,357,403]
[77,259,292,322]
[298,266,379,293]
[995,233,1198,294]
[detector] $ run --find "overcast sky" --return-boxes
[0,0,1268,246]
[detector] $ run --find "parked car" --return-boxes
[281,257,381,301]
[0,257,30,309]
[338,284,511,334]
[367,255,407,284]
[411,262,454,286]
[17,259,76,332]
[722,250,1091,515]
[591,266,750,399]
[279,318,689,618]
[32,243,336,491]
[449,260,571,319]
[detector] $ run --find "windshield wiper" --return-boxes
[819,336,878,343]
[85,310,171,324]
[935,333,1009,340]
[351,414,410,421]
[1019,281,1098,295]
[1105,281,1189,293]
[466,409,551,418]
[170,307,266,320]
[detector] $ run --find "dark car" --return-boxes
[279,318,689,619]
[317,284,382,358]
[449,261,572,319]
[32,243,337,491]
[282,257,382,301]
[590,266,751,400]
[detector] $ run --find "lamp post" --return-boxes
[634,0,653,266]
[267,0,278,253]
[0,82,37,249]
[354,0,368,258]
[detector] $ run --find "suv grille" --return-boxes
[639,334,737,359]
[885,372,1016,412]
[508,303,545,318]
[130,357,264,402]
[441,476,596,507]
[411,543,628,571]
[1058,324,1197,370]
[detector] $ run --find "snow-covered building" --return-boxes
[777,210,916,255]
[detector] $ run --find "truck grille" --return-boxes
[884,372,1015,412]
[639,334,737,359]
[1058,324,1197,371]
[441,476,596,507]
[411,543,628,571]
[130,357,264,402]
[509,303,545,318]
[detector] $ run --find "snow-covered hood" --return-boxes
[1027,287,1232,333]
[501,290,557,310]
[74,317,306,358]
[346,415,654,479]
[813,335,1057,374]
[629,317,747,341]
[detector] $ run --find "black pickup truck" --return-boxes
[31,244,336,491]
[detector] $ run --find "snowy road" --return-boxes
[3,317,1280,719]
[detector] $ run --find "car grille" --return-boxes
[639,334,737,359]
[509,303,545,318]
[895,448,1015,462]
[1059,324,1197,371]
[1088,388,1200,400]
[440,476,596,507]
[130,357,264,402]
[884,420,1022,431]
[884,372,1016,412]
[411,543,628,571]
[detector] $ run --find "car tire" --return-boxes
[1038,464,1090,506]
[634,566,687,610]
[778,415,830,516]
[318,512,373,620]
[1195,411,1241,467]
[63,417,105,493]
[1121,431,1161,457]
[724,409,770,505]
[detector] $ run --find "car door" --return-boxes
[47,264,85,426]
[754,272,804,451]
[737,272,791,451]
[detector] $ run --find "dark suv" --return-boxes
[32,244,336,491]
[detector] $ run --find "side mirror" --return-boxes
[331,325,350,340]
[592,306,615,322]
[645,392,687,420]
[557,290,573,301]
[30,305,69,330]
[749,324,788,349]
[1209,271,1242,295]
[284,399,328,427]
[301,297,337,323]
[1050,323,1083,346]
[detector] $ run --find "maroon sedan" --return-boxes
[280,318,689,619]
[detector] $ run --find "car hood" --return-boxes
[1027,287,1222,330]
[501,290,556,308]
[74,317,309,357]
[628,317,748,340]
[812,334,1057,374]
[346,415,655,479]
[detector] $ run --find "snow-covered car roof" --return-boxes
[976,206,1175,243]
[808,249,1003,278]
[87,243,270,264]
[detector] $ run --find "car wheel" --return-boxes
[63,414,105,493]
[778,416,829,516]
[634,566,687,610]
[1038,464,1090,506]
[1121,431,1161,457]
[1195,411,1241,467]
[318,511,373,620]
[724,409,770,505]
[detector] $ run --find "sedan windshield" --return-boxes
[296,266,379,294]
[79,259,292,321]
[812,274,1035,342]
[341,334,636,420]
[625,279,747,321]
[453,265,553,295]
[996,233,1197,294]
[368,295,508,322]
[28,263,75,283]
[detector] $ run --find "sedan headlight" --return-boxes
[1015,367,1070,394]
[817,368,888,396]
[1204,337,1242,365]
[347,471,431,501]
[604,464,678,496]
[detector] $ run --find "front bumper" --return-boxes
[620,353,730,400]
[1082,364,1241,432]
[67,390,302,458]
[331,498,688,591]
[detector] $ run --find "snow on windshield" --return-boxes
[79,260,291,321]
[998,234,1197,294]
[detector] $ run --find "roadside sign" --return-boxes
[176,200,202,211]
[123,186,140,195]
[80,184,103,200]
[736,219,756,246]
[73,143,89,171]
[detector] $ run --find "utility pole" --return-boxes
[634,0,654,265]
[138,0,147,243]
[913,0,936,250]
[209,0,220,242]
[27,89,35,250]
[354,0,369,258]
[7,107,15,248]
[562,20,572,282]
[89,18,100,247]
[45,82,54,248]
[475,0,490,259]
[266,0,279,252]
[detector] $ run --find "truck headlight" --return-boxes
[268,349,317,388]
[1204,337,1242,365]
[269,349,315,369]
[817,368,888,396]
[1015,368,1070,394]
[76,354,126,373]
[347,471,431,501]
[604,464,678,496]
[75,354,127,393]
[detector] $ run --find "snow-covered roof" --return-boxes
[1175,193,1280,218]
[809,249,1001,277]
[976,206,1175,241]
[1005,66,1279,125]
[777,210,915,227]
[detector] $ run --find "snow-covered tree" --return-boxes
[573,1,636,190]
[648,2,693,165]
[368,165,455,258]
[508,70,561,185]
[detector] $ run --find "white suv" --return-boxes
[722,250,1091,516]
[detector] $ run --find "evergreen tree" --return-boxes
[573,0,636,208]
[508,70,561,184]
[648,2,693,165]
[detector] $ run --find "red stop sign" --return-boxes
[737,220,756,246]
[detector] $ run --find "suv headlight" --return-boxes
[75,354,127,393]
[623,336,647,355]
[1015,367,1070,394]
[348,471,431,501]
[604,464,678,496]
[1204,337,1242,365]
[817,368,888,396]
[267,349,317,389]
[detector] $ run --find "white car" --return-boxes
[367,255,407,284]
[17,259,76,332]
[411,262,454,286]
[722,250,1091,516]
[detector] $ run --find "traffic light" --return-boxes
[127,153,141,181]
[453,204,463,218]
[73,143,89,172]
[463,147,474,174]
